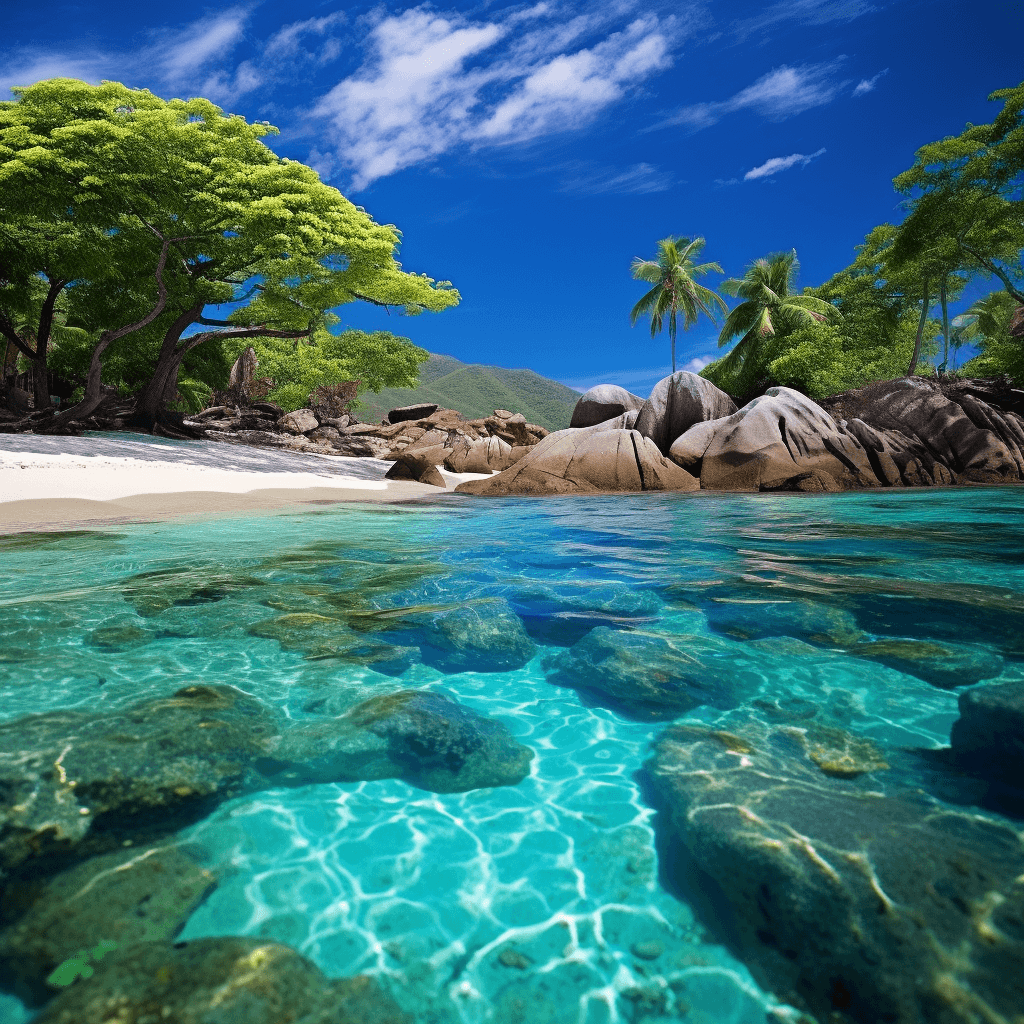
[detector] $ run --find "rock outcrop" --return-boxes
[634,371,738,455]
[569,384,645,428]
[455,428,698,495]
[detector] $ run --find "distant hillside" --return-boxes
[354,353,581,431]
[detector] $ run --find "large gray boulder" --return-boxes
[569,384,645,428]
[455,428,698,496]
[669,387,878,491]
[634,371,737,454]
[277,407,319,434]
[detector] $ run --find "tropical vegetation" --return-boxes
[0,78,459,432]
[629,236,726,374]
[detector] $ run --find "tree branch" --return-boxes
[960,244,1024,304]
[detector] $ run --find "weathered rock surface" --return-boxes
[33,937,408,1024]
[646,713,1024,1024]
[385,452,446,486]
[704,595,864,646]
[542,626,758,719]
[670,387,880,492]
[950,679,1024,775]
[820,376,1024,484]
[387,402,438,423]
[455,428,698,496]
[268,689,533,793]
[0,842,216,1005]
[276,407,319,434]
[569,384,645,428]
[634,371,738,455]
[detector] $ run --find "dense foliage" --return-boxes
[684,81,1024,398]
[0,78,458,431]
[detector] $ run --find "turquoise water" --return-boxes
[2,488,1023,1023]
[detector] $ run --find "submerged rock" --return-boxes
[542,626,758,719]
[0,684,279,881]
[950,679,1024,777]
[122,568,264,618]
[0,842,216,1006]
[455,428,698,496]
[646,713,1024,1024]
[270,689,533,793]
[850,637,1004,689]
[33,937,408,1024]
[633,371,737,455]
[420,598,536,673]
[704,595,863,646]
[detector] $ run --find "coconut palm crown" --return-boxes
[716,250,840,373]
[630,236,727,373]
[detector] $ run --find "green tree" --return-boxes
[221,329,428,412]
[701,250,839,396]
[629,236,726,373]
[958,290,1024,382]
[0,79,459,433]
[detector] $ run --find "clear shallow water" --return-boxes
[2,488,1023,1024]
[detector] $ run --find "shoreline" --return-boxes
[0,435,489,533]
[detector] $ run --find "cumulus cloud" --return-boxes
[311,5,680,189]
[559,161,674,195]
[654,62,846,131]
[853,68,889,96]
[744,147,826,179]
[682,355,713,372]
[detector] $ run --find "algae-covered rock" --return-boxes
[86,622,153,651]
[33,937,408,1024]
[646,713,1024,1024]
[0,684,280,880]
[849,637,1004,690]
[248,611,362,658]
[0,843,216,1006]
[420,598,536,673]
[271,689,533,793]
[123,568,265,617]
[542,626,758,719]
[705,596,863,646]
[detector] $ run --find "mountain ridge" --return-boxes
[354,353,582,431]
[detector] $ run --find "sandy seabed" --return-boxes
[0,434,489,532]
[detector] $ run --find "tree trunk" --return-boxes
[130,303,206,430]
[907,278,930,376]
[43,241,174,432]
[29,279,68,410]
[938,275,950,375]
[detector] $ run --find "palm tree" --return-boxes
[629,236,727,374]
[715,250,840,375]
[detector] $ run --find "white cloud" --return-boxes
[733,0,877,40]
[559,161,673,195]
[311,5,681,189]
[744,147,826,179]
[653,61,846,131]
[265,12,347,62]
[158,9,250,88]
[853,68,889,96]
[682,355,713,372]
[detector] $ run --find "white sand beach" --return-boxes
[0,434,487,531]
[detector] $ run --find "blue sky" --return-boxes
[3,0,1021,395]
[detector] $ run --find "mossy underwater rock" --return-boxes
[704,595,864,646]
[646,713,1024,1024]
[419,598,537,672]
[0,684,280,881]
[542,626,758,719]
[849,637,1005,690]
[268,689,533,793]
[122,568,265,618]
[0,842,216,1006]
[33,936,408,1024]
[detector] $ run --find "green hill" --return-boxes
[353,353,582,431]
